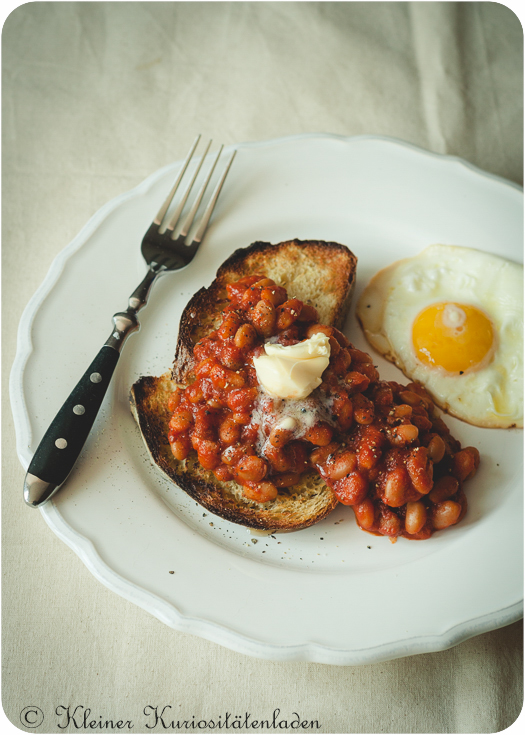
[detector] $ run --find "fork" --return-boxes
[23,136,236,508]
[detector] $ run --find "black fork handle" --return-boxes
[23,268,161,508]
[23,346,121,506]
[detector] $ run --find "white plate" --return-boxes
[11,134,523,665]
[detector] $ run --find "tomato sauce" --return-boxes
[167,274,479,539]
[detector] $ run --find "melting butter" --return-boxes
[253,333,331,399]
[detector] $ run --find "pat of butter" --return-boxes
[253,332,331,399]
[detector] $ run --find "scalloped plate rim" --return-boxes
[9,132,523,665]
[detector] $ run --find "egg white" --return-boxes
[356,244,523,428]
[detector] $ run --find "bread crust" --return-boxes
[172,239,357,383]
[130,239,357,531]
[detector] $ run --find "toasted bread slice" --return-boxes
[130,239,357,531]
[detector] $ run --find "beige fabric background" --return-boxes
[2,2,523,733]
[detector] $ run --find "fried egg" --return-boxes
[356,244,523,428]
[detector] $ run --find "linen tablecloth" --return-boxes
[3,3,523,733]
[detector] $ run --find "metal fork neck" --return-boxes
[104,265,165,352]
[128,263,165,310]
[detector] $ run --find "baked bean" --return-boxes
[253,278,275,289]
[405,501,427,534]
[327,450,357,480]
[261,285,287,307]
[304,422,333,446]
[170,437,191,461]
[405,383,433,409]
[236,455,268,483]
[427,434,446,463]
[276,325,300,345]
[411,414,433,431]
[195,356,216,377]
[306,323,333,339]
[310,442,339,467]
[328,336,341,357]
[429,475,459,504]
[297,303,319,322]
[399,390,424,407]
[240,285,263,310]
[348,348,373,365]
[226,387,257,412]
[378,508,401,537]
[231,411,251,425]
[234,323,258,350]
[219,417,242,445]
[194,404,218,424]
[368,466,381,482]
[358,362,380,383]
[221,444,253,466]
[353,394,375,425]
[218,312,242,340]
[168,389,182,412]
[220,343,244,371]
[251,299,276,337]
[452,447,480,482]
[406,446,433,494]
[221,446,239,466]
[432,500,461,530]
[332,348,352,374]
[226,280,253,299]
[276,299,303,330]
[241,422,259,444]
[344,371,370,393]
[334,471,369,506]
[431,416,450,436]
[169,410,193,434]
[354,498,375,529]
[193,339,213,363]
[331,327,350,347]
[285,441,309,474]
[190,433,200,451]
[383,467,411,507]
[225,370,246,388]
[269,424,294,448]
[185,382,204,404]
[264,443,291,473]
[333,394,353,431]
[242,482,278,503]
[273,472,302,488]
[197,440,221,470]
[357,427,385,470]
[192,414,216,441]
[214,465,233,483]
[393,404,412,418]
[390,423,419,446]
[374,385,394,409]
[210,364,245,389]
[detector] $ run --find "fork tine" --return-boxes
[154,134,201,226]
[177,144,224,239]
[165,139,213,233]
[191,149,237,245]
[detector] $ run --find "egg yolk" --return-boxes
[412,302,494,373]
